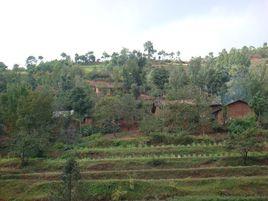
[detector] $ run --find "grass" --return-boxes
[78,63,110,74]
[0,134,267,200]
[1,177,268,201]
[1,166,268,180]
[0,155,267,172]
[61,143,228,159]
[169,196,268,201]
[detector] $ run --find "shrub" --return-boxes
[211,120,225,132]
[193,135,214,144]
[139,115,164,134]
[148,132,194,145]
[228,116,257,134]
[83,134,113,148]
[147,159,166,167]
[100,120,120,134]
[88,70,111,80]
[91,138,113,147]
[226,116,265,165]
[80,125,99,136]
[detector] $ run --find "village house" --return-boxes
[148,98,254,129]
[211,100,254,125]
[52,110,74,118]
[150,98,196,114]
[87,80,123,96]
[250,54,262,63]
[83,116,93,125]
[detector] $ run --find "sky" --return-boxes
[0,0,268,67]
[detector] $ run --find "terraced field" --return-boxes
[0,140,268,200]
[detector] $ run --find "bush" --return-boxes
[193,135,215,144]
[100,120,120,134]
[226,116,265,165]
[88,70,111,80]
[212,120,225,132]
[80,125,99,136]
[147,159,166,167]
[148,132,194,145]
[82,134,113,147]
[91,138,113,147]
[0,123,4,136]
[139,115,164,134]
[228,116,257,134]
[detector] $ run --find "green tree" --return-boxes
[131,83,140,99]
[188,54,230,99]
[69,86,93,119]
[162,103,200,133]
[170,52,175,60]
[176,51,180,60]
[61,52,68,59]
[111,186,127,201]
[226,117,264,165]
[119,94,139,130]
[13,64,20,70]
[158,50,166,60]
[38,55,44,61]
[168,66,188,90]
[94,96,121,135]
[60,52,71,62]
[102,51,110,61]
[250,91,267,123]
[204,66,229,96]
[0,61,7,71]
[14,91,53,166]
[122,59,144,91]
[188,57,202,86]
[50,158,82,201]
[143,41,156,59]
[74,52,95,64]
[0,71,7,92]
[151,68,169,91]
[0,111,4,135]
[85,51,95,64]
[117,48,130,66]
[0,84,29,133]
[26,56,37,67]
[62,158,81,201]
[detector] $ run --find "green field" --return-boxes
[0,134,267,201]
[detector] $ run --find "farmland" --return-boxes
[1,30,268,200]
[0,133,268,201]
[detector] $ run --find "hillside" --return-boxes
[1,133,268,200]
[1,43,268,200]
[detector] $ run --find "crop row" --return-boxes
[80,141,227,151]
[65,150,267,161]
[67,145,227,159]
[1,165,268,180]
[1,176,268,201]
[1,155,267,173]
[169,196,268,201]
[1,152,264,165]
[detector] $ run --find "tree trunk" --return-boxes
[21,151,25,167]
[243,152,248,165]
[20,145,26,167]
[67,176,72,201]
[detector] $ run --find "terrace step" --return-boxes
[65,145,227,159]
[1,155,268,172]
[168,196,268,201]
[1,166,268,180]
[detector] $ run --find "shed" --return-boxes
[87,80,122,96]
[83,116,93,125]
[212,100,254,125]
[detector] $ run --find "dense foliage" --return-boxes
[0,41,268,164]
